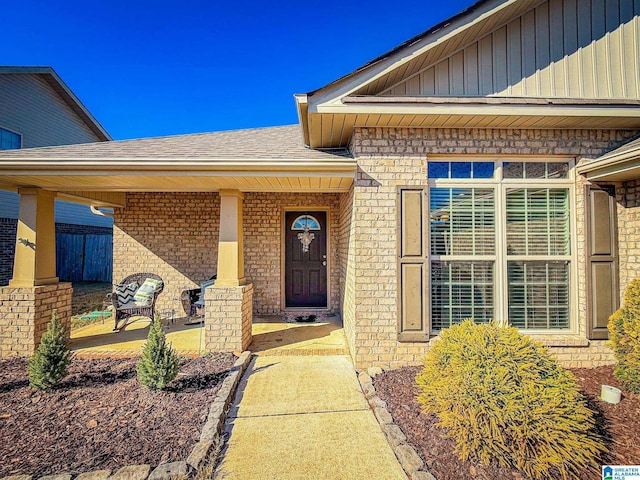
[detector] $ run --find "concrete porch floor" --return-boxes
[69,313,349,357]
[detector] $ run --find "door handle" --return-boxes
[322,261,327,266]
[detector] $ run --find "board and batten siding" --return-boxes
[383,0,640,99]
[0,74,101,147]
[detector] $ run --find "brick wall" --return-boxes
[0,282,72,358]
[114,192,341,316]
[0,219,112,286]
[617,179,640,297]
[347,127,640,370]
[204,284,253,352]
[242,192,341,314]
[338,186,356,359]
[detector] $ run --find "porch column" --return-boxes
[9,188,58,287]
[216,189,246,286]
[0,188,72,359]
[205,189,252,353]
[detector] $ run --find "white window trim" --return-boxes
[426,157,577,335]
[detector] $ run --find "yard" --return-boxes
[375,364,640,480]
[0,353,235,477]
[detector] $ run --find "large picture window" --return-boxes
[426,159,574,333]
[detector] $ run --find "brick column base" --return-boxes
[204,283,253,352]
[0,282,73,359]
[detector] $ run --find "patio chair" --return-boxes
[107,273,164,331]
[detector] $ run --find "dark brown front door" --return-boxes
[285,211,327,308]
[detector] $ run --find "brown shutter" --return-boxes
[398,188,428,341]
[586,185,619,340]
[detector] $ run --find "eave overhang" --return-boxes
[303,97,640,148]
[0,157,357,193]
[577,142,640,182]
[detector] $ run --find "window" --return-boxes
[291,215,321,230]
[422,158,574,333]
[0,127,21,150]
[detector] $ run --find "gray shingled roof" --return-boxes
[0,125,351,160]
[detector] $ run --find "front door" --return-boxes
[285,211,327,308]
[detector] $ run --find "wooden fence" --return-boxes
[56,234,112,282]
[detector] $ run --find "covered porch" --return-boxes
[0,126,356,358]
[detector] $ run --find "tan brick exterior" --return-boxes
[346,127,640,370]
[338,186,356,358]
[114,192,341,317]
[0,282,72,358]
[617,179,640,297]
[204,284,253,352]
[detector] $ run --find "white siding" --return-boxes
[384,0,640,99]
[0,74,101,148]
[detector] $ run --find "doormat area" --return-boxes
[281,312,329,323]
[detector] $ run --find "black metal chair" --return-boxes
[108,273,164,331]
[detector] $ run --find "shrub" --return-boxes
[416,319,605,479]
[28,310,72,390]
[136,317,179,390]
[608,276,640,393]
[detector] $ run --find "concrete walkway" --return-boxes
[214,355,407,480]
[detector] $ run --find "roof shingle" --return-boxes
[0,125,351,161]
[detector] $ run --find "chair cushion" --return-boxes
[114,282,138,305]
[133,277,163,305]
[118,299,153,310]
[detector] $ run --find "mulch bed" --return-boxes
[0,353,235,477]
[375,365,640,480]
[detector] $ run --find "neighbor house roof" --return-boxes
[0,66,112,142]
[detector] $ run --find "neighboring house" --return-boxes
[0,67,113,285]
[1,0,640,368]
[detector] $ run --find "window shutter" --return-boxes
[398,188,428,341]
[586,185,619,340]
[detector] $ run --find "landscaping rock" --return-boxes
[410,471,436,480]
[109,465,150,480]
[361,382,376,398]
[374,406,393,425]
[367,366,383,377]
[367,395,387,410]
[381,423,407,447]
[233,351,251,370]
[39,475,71,480]
[75,471,111,480]
[394,444,424,474]
[2,476,32,480]
[358,372,372,384]
[199,418,219,441]
[148,462,188,480]
[186,440,214,470]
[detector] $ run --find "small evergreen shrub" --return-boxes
[416,319,605,479]
[136,317,179,390]
[28,310,72,390]
[608,276,640,393]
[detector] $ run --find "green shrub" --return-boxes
[136,317,179,390]
[416,319,605,479]
[28,310,72,390]
[608,276,640,393]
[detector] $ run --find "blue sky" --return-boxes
[3,0,473,140]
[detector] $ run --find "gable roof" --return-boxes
[296,0,640,148]
[0,66,112,142]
